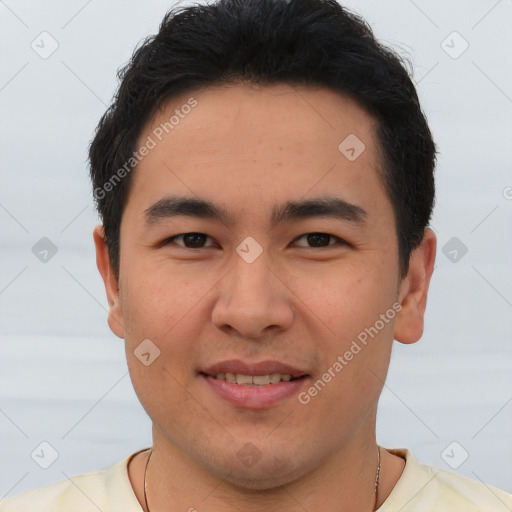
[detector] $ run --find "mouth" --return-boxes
[198,360,310,408]
[201,372,305,386]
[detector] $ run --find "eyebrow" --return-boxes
[143,195,367,228]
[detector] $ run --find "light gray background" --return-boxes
[1,0,511,498]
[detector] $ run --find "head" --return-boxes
[91,0,436,490]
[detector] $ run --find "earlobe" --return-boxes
[93,225,125,339]
[394,228,437,345]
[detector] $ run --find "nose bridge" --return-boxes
[212,241,293,337]
[227,243,276,306]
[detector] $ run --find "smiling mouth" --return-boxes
[201,372,306,386]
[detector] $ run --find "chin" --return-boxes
[203,449,310,491]
[218,467,300,492]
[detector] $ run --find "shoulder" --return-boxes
[380,448,512,512]
[0,471,109,512]
[0,451,143,512]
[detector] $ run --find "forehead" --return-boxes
[127,83,387,222]
[143,82,379,153]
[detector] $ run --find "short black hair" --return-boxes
[89,0,436,278]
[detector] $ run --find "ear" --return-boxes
[93,224,125,339]
[394,228,436,344]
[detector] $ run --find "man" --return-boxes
[2,0,511,510]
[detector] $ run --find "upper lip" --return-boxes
[201,359,309,378]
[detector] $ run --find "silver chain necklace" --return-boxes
[143,445,381,511]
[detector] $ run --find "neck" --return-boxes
[130,428,402,512]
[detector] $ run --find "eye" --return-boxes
[164,232,215,249]
[292,233,347,248]
[162,232,348,250]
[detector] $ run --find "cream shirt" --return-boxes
[1,448,511,511]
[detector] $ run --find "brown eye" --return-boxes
[165,233,213,248]
[293,233,344,248]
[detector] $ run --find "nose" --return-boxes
[211,248,294,341]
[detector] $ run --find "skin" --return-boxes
[94,83,436,511]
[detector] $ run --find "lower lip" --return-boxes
[201,374,308,409]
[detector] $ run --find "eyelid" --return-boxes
[162,232,349,249]
[292,233,348,248]
[162,233,216,248]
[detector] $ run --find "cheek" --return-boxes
[119,269,203,415]
[298,272,397,429]
[119,257,206,342]
[292,259,398,345]
[118,258,216,388]
[295,259,399,412]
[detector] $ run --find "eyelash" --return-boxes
[161,232,349,250]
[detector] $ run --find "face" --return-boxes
[95,83,433,489]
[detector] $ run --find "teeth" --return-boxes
[213,373,294,385]
[236,374,253,385]
[253,375,270,385]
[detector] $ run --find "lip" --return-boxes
[199,359,310,409]
[201,359,308,378]
[200,374,309,409]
